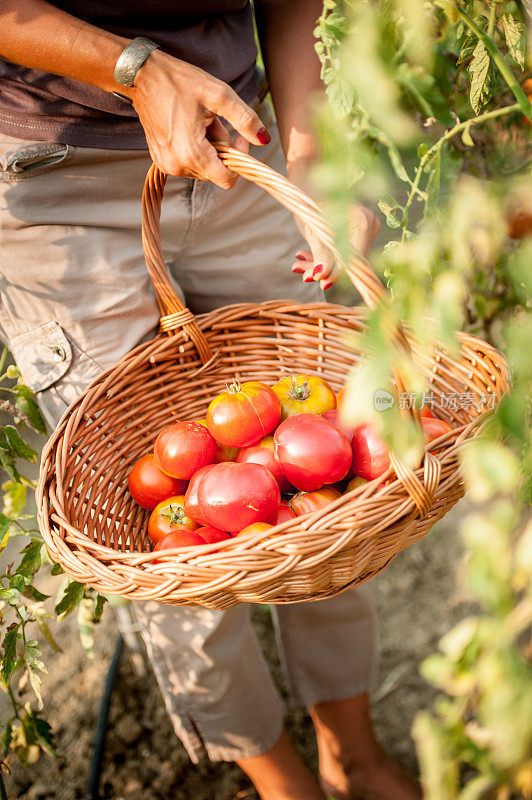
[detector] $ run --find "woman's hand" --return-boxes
[288,161,380,290]
[128,51,271,189]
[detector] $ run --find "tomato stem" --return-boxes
[161,504,185,525]
[289,378,311,402]
[227,379,241,394]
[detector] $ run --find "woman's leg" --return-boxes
[310,694,422,800]
[237,732,325,800]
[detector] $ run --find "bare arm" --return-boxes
[255,0,379,287]
[0,0,271,188]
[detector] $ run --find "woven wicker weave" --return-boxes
[36,147,509,609]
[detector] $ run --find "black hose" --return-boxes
[86,634,124,800]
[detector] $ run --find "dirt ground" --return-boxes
[4,499,473,800]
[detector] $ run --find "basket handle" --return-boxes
[141,144,391,364]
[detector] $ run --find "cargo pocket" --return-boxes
[8,321,102,429]
[0,141,75,182]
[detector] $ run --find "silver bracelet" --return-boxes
[113,36,160,88]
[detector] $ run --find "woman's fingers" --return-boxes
[349,205,381,257]
[206,83,271,146]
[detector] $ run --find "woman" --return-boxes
[0,2,419,798]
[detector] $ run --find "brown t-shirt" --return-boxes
[0,1,257,149]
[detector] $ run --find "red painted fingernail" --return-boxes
[322,280,333,291]
[313,264,324,277]
[304,275,314,283]
[296,252,308,260]
[257,127,271,145]
[292,265,305,274]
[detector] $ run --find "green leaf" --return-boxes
[1,718,13,758]
[14,391,46,435]
[0,446,21,482]
[418,143,429,158]
[92,594,106,625]
[1,426,38,463]
[55,581,85,618]
[31,713,57,757]
[425,149,441,219]
[36,616,63,653]
[50,563,64,576]
[1,625,19,684]
[461,124,474,147]
[23,585,50,603]
[2,481,26,518]
[17,539,42,580]
[468,40,492,113]
[385,212,401,229]
[378,193,400,215]
[502,14,525,69]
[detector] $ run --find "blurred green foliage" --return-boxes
[314,1,531,797]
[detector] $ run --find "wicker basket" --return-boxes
[36,146,508,609]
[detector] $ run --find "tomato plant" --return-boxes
[197,462,280,533]
[148,496,198,545]
[271,374,336,420]
[236,435,292,492]
[128,454,188,509]
[154,421,216,479]
[206,380,281,447]
[274,413,352,491]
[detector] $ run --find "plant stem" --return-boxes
[0,348,8,377]
[0,770,8,800]
[401,102,520,236]
[7,686,21,720]
[456,8,532,119]
[487,3,497,38]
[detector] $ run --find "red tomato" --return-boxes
[206,380,281,448]
[153,530,207,553]
[154,421,216,479]
[290,488,342,515]
[422,417,453,447]
[183,464,216,525]
[271,375,336,421]
[236,435,292,492]
[128,454,188,509]
[238,522,273,537]
[274,414,352,492]
[321,409,356,440]
[148,496,198,545]
[275,502,297,524]
[420,405,435,419]
[196,526,232,544]
[197,462,280,533]
[195,419,239,463]
[345,476,368,493]
[351,423,391,481]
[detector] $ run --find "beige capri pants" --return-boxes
[0,99,377,762]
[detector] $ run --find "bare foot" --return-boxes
[319,751,422,800]
[310,696,422,800]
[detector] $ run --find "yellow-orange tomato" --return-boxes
[237,522,274,537]
[195,419,239,463]
[345,476,368,493]
[206,380,281,448]
[148,495,198,545]
[272,375,336,421]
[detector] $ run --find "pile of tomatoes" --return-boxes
[127,375,453,554]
